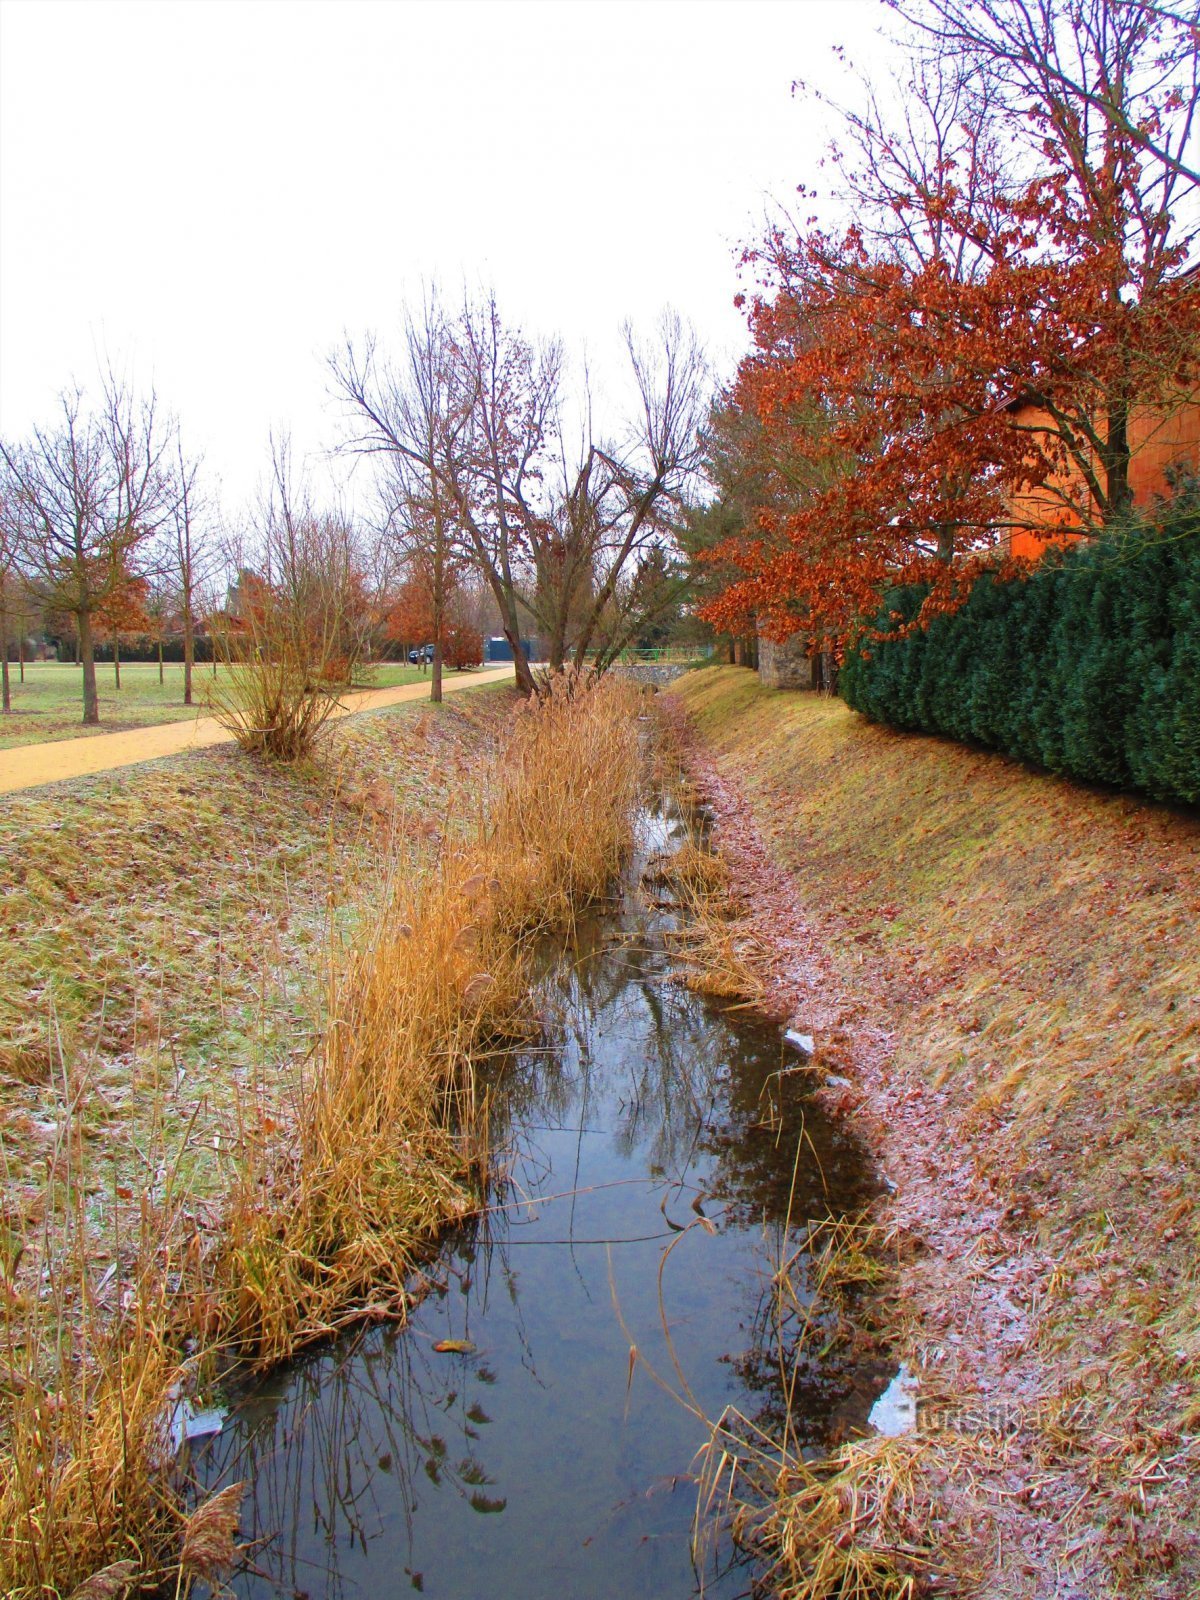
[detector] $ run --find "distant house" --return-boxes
[1005,391,1200,557]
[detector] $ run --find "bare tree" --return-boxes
[1,374,174,724]
[899,0,1200,193]
[555,313,707,674]
[446,294,562,692]
[333,295,707,692]
[0,466,28,713]
[166,437,216,706]
[334,299,476,703]
[332,293,553,696]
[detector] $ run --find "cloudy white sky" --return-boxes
[0,0,890,512]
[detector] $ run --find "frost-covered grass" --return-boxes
[0,688,516,1278]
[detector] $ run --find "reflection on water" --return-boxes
[193,802,879,1599]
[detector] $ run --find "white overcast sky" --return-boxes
[0,0,891,512]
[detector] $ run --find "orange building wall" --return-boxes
[1006,394,1200,559]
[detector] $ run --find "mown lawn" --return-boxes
[0,660,453,750]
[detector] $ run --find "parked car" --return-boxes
[408,644,436,664]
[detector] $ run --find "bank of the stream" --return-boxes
[668,665,1200,1600]
[189,786,886,1598]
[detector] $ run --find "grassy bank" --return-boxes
[0,689,515,1203]
[672,667,1200,1598]
[0,660,466,749]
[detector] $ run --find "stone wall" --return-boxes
[613,662,692,688]
[758,631,813,690]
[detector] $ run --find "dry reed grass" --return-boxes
[0,675,647,1594]
[646,752,767,1006]
[697,1218,945,1600]
[214,842,531,1364]
[215,671,645,1364]
[0,1145,192,1594]
[489,670,644,934]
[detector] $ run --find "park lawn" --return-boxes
[0,660,457,750]
[0,684,517,1331]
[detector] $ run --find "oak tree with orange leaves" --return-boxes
[95,573,151,689]
[703,0,1200,654]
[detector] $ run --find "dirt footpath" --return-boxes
[0,667,514,796]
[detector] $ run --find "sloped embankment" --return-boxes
[670,666,1200,1600]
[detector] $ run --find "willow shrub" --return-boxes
[840,494,1200,807]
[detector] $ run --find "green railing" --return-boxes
[611,645,714,664]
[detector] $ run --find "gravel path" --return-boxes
[0,666,514,795]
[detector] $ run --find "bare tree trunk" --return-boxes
[506,627,535,695]
[74,633,81,666]
[546,604,568,674]
[18,636,24,683]
[183,605,194,705]
[113,636,121,689]
[1,601,10,713]
[431,527,445,704]
[1103,397,1133,521]
[79,610,99,724]
[158,640,164,684]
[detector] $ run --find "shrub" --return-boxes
[210,507,369,761]
[444,620,484,670]
[840,496,1200,807]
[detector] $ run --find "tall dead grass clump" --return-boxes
[216,672,647,1364]
[216,844,530,1364]
[0,1135,192,1597]
[488,671,644,932]
[698,1218,942,1600]
[209,653,344,763]
[645,833,767,1004]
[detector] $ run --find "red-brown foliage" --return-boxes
[701,9,1200,653]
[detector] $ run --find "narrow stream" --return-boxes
[193,798,883,1599]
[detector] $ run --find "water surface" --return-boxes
[194,803,879,1599]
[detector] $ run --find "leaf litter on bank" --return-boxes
[669,668,1200,1599]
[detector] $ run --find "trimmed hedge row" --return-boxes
[839,498,1200,806]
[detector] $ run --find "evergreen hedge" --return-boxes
[839,493,1200,807]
